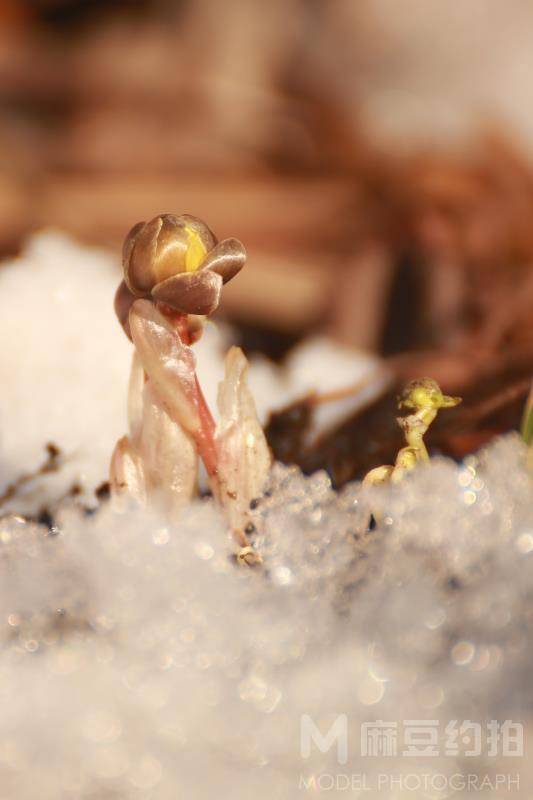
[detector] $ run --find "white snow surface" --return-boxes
[0,436,531,798]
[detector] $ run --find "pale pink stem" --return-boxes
[192,375,219,477]
[171,313,220,482]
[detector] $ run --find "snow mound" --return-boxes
[0,434,530,798]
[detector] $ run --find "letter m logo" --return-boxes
[300,714,348,764]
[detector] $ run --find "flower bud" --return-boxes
[123,214,217,296]
[398,377,461,411]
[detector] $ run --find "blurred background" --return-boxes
[1,0,532,373]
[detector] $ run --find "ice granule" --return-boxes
[252,463,368,594]
[0,433,531,798]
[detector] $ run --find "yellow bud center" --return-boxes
[184,225,207,273]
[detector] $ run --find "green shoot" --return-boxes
[364,378,461,486]
[521,382,533,446]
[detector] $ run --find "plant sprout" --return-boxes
[110,214,271,562]
[364,378,461,486]
[522,382,533,471]
[521,382,533,442]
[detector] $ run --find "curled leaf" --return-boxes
[114,280,137,341]
[129,300,201,437]
[124,216,161,294]
[139,382,198,517]
[122,221,146,294]
[109,435,146,509]
[152,269,223,316]
[216,346,272,535]
[199,238,246,283]
[128,350,145,445]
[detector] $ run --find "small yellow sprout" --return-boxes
[364,378,461,487]
[363,464,394,486]
[522,382,533,472]
[390,446,418,482]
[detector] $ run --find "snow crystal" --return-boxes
[0,435,531,798]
